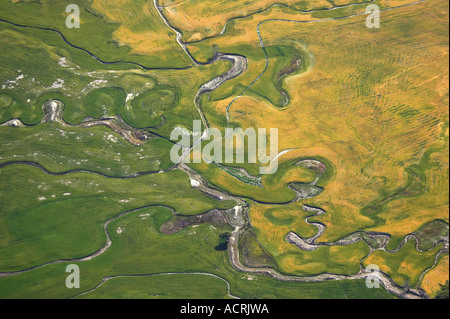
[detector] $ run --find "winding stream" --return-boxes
[224,0,429,121]
[0,0,444,300]
[72,272,240,299]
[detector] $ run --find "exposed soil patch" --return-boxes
[12,99,156,146]
[296,159,327,175]
[276,56,301,83]
[275,54,301,106]
[160,209,232,235]
[81,114,154,146]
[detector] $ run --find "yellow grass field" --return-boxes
[364,240,443,287]
[249,201,370,276]
[186,0,448,282]
[421,255,449,297]
[159,0,333,42]
[1,0,447,300]
[91,0,192,63]
[216,0,447,236]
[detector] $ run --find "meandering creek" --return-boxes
[0,0,444,300]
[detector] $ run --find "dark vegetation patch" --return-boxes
[361,232,390,250]
[414,220,449,251]
[160,209,231,235]
[275,50,301,105]
[239,229,276,268]
[215,232,231,251]
[435,280,449,299]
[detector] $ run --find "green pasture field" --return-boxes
[0,0,190,68]
[0,123,174,176]
[0,164,235,272]
[78,274,234,299]
[0,207,395,299]
[0,20,231,135]
[0,0,447,299]
[187,162,298,203]
[188,153,329,204]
